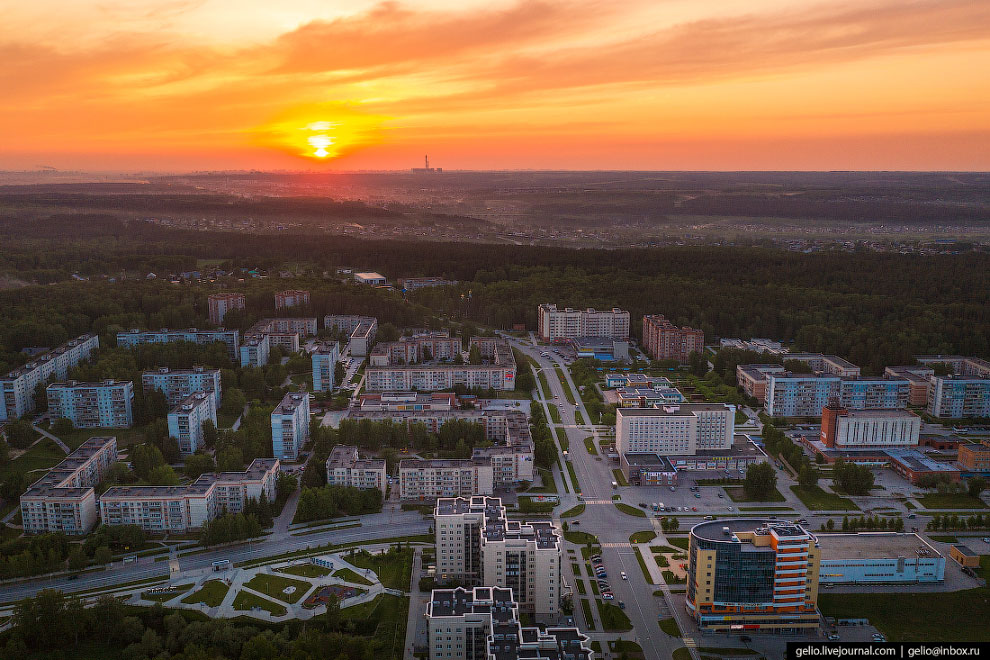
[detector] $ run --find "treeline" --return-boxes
[0,524,146,579]
[928,513,990,531]
[199,512,263,547]
[819,515,905,532]
[4,588,402,660]
[294,485,383,523]
[528,401,557,469]
[335,417,490,456]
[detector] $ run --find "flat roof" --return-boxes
[691,518,811,544]
[817,533,940,560]
[617,403,730,416]
[355,272,386,278]
[623,453,676,470]
[952,544,978,557]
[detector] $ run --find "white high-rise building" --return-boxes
[0,334,100,421]
[271,392,310,461]
[312,341,340,392]
[167,392,217,455]
[615,404,734,456]
[537,304,629,341]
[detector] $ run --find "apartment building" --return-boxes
[349,402,534,486]
[100,458,279,533]
[274,290,310,309]
[325,445,386,493]
[239,332,271,367]
[686,519,821,633]
[786,353,861,376]
[615,404,734,456]
[915,355,990,378]
[263,317,318,336]
[885,366,935,406]
[765,374,909,417]
[325,315,378,356]
[117,328,240,362]
[820,404,921,449]
[167,392,217,455]
[271,392,310,461]
[207,293,245,324]
[399,459,494,499]
[370,331,462,365]
[47,380,134,429]
[641,314,704,363]
[928,375,990,419]
[426,586,591,660]
[537,304,629,342]
[435,497,562,616]
[311,341,341,392]
[20,436,118,535]
[736,364,787,401]
[142,366,222,407]
[401,277,458,291]
[366,338,516,392]
[1,334,100,421]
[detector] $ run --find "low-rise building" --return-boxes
[271,392,310,461]
[568,337,629,362]
[817,533,944,584]
[325,445,386,493]
[20,436,118,535]
[686,519,821,633]
[275,290,310,309]
[1,334,100,421]
[167,392,217,455]
[615,386,685,408]
[958,443,990,472]
[426,585,591,660]
[354,272,387,286]
[641,314,704,363]
[99,458,280,532]
[604,373,668,389]
[400,277,458,291]
[820,405,921,449]
[366,337,516,392]
[399,459,494,499]
[736,364,787,401]
[208,293,245,325]
[435,497,562,615]
[117,328,240,362]
[47,380,134,429]
[620,453,677,486]
[719,338,788,355]
[884,447,962,484]
[142,366,222,407]
[949,545,981,568]
[538,304,629,342]
[311,341,341,392]
[915,355,990,378]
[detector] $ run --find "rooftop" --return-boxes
[617,403,732,417]
[691,518,813,544]
[952,544,978,557]
[273,392,308,415]
[817,533,940,560]
[622,453,676,469]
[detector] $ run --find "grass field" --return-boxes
[549,404,562,424]
[181,580,229,607]
[612,469,629,487]
[556,368,577,404]
[531,467,558,494]
[243,573,312,603]
[233,589,287,616]
[334,567,374,586]
[279,563,332,578]
[635,547,655,584]
[575,410,585,425]
[555,427,570,451]
[583,436,597,455]
[659,617,682,637]
[615,503,647,518]
[348,548,414,590]
[561,504,585,518]
[566,460,581,492]
[141,583,193,602]
[663,570,686,584]
[629,530,657,543]
[673,648,691,660]
[790,485,860,511]
[725,486,786,503]
[54,426,145,450]
[819,587,990,641]
[580,599,596,630]
[668,538,690,550]
[0,438,65,483]
[918,494,988,509]
[564,530,600,546]
[597,601,633,631]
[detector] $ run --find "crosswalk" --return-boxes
[582,499,613,505]
[600,542,632,549]
[682,638,698,648]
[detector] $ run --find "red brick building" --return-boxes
[641,314,703,363]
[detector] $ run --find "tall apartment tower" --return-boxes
[641,314,704,363]
[208,293,245,324]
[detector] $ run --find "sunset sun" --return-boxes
[251,104,388,164]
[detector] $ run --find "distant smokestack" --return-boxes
[425,155,429,169]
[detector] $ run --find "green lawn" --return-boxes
[243,573,312,603]
[0,438,65,483]
[566,460,581,493]
[232,589,287,616]
[333,567,374,586]
[279,563,332,578]
[597,601,633,631]
[790,485,860,511]
[612,469,629,487]
[819,588,990,641]
[549,404,562,424]
[928,535,959,543]
[615,503,647,518]
[556,368,577,404]
[575,410,586,425]
[629,530,657,544]
[659,617,682,637]
[338,595,409,660]
[583,436,598,455]
[635,547,656,584]
[662,570,686,584]
[668,538,690,550]
[537,371,551,399]
[580,599,596,630]
[181,580,229,607]
[918,494,988,509]
[564,530,600,545]
[528,467,558,494]
[555,427,570,451]
[561,504,585,518]
[571,562,582,577]
[141,583,192,602]
[575,579,586,595]
[347,547,414,590]
[673,648,692,660]
[54,426,146,450]
[725,486,786,503]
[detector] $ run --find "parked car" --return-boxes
[602,592,614,601]
[717,493,724,498]
[618,601,626,609]
[694,493,701,498]
[620,571,627,580]
[826,633,840,641]
[692,506,698,511]
[703,515,715,521]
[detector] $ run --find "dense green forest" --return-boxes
[0,214,988,377]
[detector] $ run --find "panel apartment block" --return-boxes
[0,334,100,421]
[325,315,378,357]
[537,304,629,342]
[641,314,704,363]
[117,328,240,361]
[366,337,516,392]
[615,404,734,456]
[207,293,245,324]
[325,445,387,493]
[274,290,310,309]
[312,341,341,392]
[142,366,222,407]
[47,379,134,429]
[271,392,310,461]
[167,392,217,455]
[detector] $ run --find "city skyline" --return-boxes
[2,0,989,171]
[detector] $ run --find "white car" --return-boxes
[620,571,628,580]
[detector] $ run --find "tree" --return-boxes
[4,419,36,449]
[201,419,219,447]
[322,592,341,630]
[67,547,88,571]
[51,417,74,436]
[825,518,834,531]
[130,443,165,480]
[743,462,777,500]
[968,477,987,499]
[94,546,113,565]
[687,350,706,376]
[798,465,819,489]
[146,464,180,486]
[832,460,874,496]
[220,387,247,417]
[468,344,482,365]
[184,453,216,479]
[334,361,346,387]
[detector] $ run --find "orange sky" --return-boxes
[2,0,989,171]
